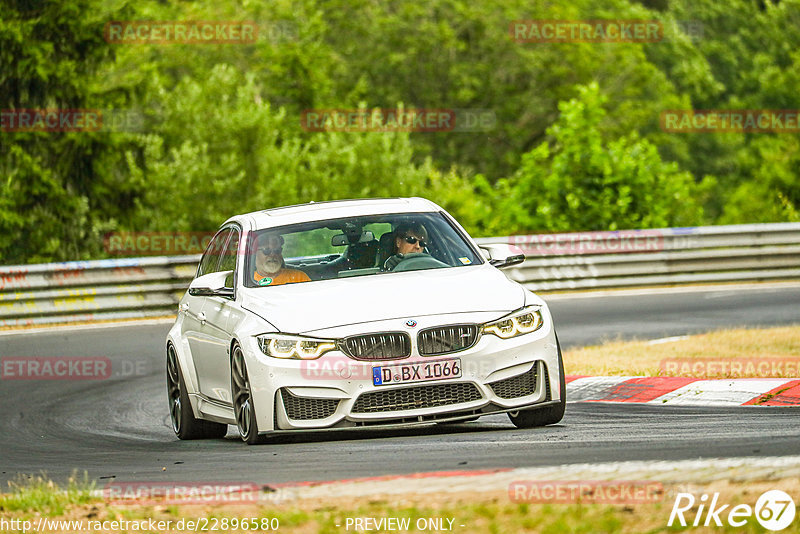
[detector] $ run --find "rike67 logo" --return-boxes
[669,490,796,530]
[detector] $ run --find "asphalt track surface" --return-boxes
[1,285,799,486]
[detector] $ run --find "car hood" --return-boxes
[240,265,527,334]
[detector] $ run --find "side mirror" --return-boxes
[479,244,525,269]
[188,270,234,298]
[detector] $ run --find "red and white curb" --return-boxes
[566,376,800,406]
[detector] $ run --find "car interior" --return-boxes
[246,213,480,286]
[291,230,390,281]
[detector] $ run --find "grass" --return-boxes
[0,473,95,516]
[2,478,800,533]
[562,326,800,378]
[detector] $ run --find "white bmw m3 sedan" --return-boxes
[166,197,566,444]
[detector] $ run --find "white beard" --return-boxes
[262,258,282,274]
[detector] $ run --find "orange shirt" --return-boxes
[253,268,310,286]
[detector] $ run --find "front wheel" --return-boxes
[231,343,266,445]
[166,344,227,440]
[508,335,566,429]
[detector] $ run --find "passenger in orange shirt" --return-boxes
[252,233,310,286]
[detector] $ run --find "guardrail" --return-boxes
[0,256,200,327]
[475,222,800,291]
[1,223,799,327]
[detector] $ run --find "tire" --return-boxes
[231,342,266,445]
[508,334,567,429]
[166,344,228,440]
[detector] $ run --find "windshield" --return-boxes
[244,212,482,288]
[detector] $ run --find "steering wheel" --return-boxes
[385,252,448,272]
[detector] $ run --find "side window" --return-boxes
[218,229,240,288]
[196,229,232,278]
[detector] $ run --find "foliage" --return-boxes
[0,0,135,263]
[124,65,440,232]
[2,0,799,263]
[485,83,708,234]
[1,473,95,515]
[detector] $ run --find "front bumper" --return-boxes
[243,322,561,434]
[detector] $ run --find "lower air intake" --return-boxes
[280,389,339,420]
[352,382,482,413]
[488,364,539,399]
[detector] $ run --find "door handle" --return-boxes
[197,312,206,325]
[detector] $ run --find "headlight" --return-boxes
[483,307,544,339]
[256,334,337,360]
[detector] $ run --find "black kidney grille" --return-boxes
[340,332,411,361]
[352,382,482,413]
[418,324,479,355]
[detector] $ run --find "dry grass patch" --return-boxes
[563,326,800,378]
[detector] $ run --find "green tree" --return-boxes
[0,0,135,263]
[719,134,800,223]
[317,0,693,180]
[648,0,800,222]
[124,65,458,231]
[489,83,707,234]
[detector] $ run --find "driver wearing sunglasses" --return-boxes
[384,222,431,270]
[252,232,310,286]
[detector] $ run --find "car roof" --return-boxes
[224,197,444,230]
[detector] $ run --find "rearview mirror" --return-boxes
[478,244,525,269]
[188,270,234,298]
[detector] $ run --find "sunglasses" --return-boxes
[259,247,282,255]
[402,235,428,248]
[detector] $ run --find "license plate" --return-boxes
[372,358,461,386]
